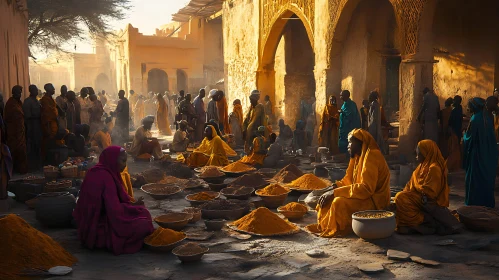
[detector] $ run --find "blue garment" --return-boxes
[463,98,497,208]
[448,105,463,139]
[338,99,361,153]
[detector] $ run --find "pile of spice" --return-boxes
[273,164,304,183]
[200,166,225,178]
[353,211,394,219]
[230,173,268,188]
[158,176,189,186]
[0,214,77,279]
[201,199,249,210]
[221,162,255,173]
[188,192,218,201]
[143,184,180,195]
[288,174,330,190]
[173,242,207,256]
[280,202,308,212]
[222,186,254,195]
[144,227,185,246]
[232,207,298,235]
[256,184,290,196]
[141,168,166,183]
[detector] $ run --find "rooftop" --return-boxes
[172,0,223,22]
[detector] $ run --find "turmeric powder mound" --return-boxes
[200,166,224,178]
[272,164,303,183]
[188,192,218,201]
[256,184,290,196]
[144,227,185,246]
[221,161,255,172]
[288,174,330,190]
[232,207,298,235]
[281,202,308,212]
[0,214,77,279]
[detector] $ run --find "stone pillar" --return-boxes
[284,73,314,128]
[256,69,276,106]
[398,58,434,157]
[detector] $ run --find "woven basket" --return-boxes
[44,181,72,193]
[61,166,78,178]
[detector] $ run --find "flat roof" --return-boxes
[171,0,223,22]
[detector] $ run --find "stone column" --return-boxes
[256,69,276,105]
[283,73,314,128]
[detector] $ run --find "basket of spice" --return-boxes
[185,191,220,206]
[44,180,72,193]
[172,242,209,262]
[196,166,226,184]
[61,165,78,178]
[351,210,396,240]
[286,174,332,193]
[200,199,250,220]
[255,184,291,208]
[277,202,308,219]
[228,207,300,237]
[141,184,182,200]
[154,212,193,231]
[44,166,60,181]
[220,162,256,177]
[24,176,46,185]
[144,227,186,252]
[182,207,202,224]
[220,186,255,200]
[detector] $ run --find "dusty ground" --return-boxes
[4,143,499,280]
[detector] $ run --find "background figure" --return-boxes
[112,90,130,146]
[293,120,309,151]
[56,85,68,130]
[78,88,90,125]
[338,90,361,154]
[207,89,219,125]
[360,99,369,130]
[418,88,440,143]
[368,91,386,154]
[229,99,244,147]
[178,93,196,130]
[447,96,463,172]
[277,119,293,148]
[319,95,340,155]
[134,95,145,129]
[5,86,27,174]
[439,98,453,158]
[40,83,59,159]
[88,94,104,137]
[65,91,77,132]
[216,91,230,135]
[243,90,266,154]
[156,93,172,136]
[23,85,42,171]
[193,89,206,142]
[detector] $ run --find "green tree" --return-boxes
[27,0,131,57]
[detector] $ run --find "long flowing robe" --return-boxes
[89,100,104,137]
[113,98,130,146]
[156,96,172,136]
[130,126,163,159]
[4,98,27,174]
[182,125,236,168]
[40,94,59,156]
[463,98,498,208]
[447,105,463,172]
[420,92,440,143]
[394,140,450,227]
[217,96,231,134]
[338,99,361,154]
[66,101,76,132]
[308,129,390,237]
[368,100,386,154]
[207,100,219,123]
[239,136,266,165]
[229,107,244,147]
[193,96,206,142]
[439,106,452,158]
[133,98,145,129]
[0,115,13,200]
[55,95,67,130]
[73,146,154,255]
[242,104,267,154]
[78,96,90,125]
[319,104,340,155]
[22,97,42,171]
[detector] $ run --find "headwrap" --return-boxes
[142,115,155,125]
[233,99,241,105]
[347,129,380,182]
[469,97,485,112]
[209,89,218,98]
[250,90,260,101]
[417,140,447,185]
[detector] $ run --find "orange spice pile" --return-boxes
[280,202,308,212]
[174,242,206,255]
[222,162,255,172]
[144,227,185,246]
[257,184,289,196]
[200,166,224,177]
[273,164,304,183]
[232,207,298,235]
[0,214,77,279]
[158,176,189,185]
[189,192,217,201]
[288,174,330,190]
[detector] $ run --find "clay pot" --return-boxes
[327,168,346,182]
[35,192,76,227]
[352,210,396,240]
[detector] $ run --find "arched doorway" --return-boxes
[329,0,401,119]
[95,73,111,93]
[176,69,187,93]
[147,69,169,94]
[258,12,315,128]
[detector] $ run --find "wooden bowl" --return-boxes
[144,236,186,253]
[255,190,291,208]
[141,184,182,200]
[182,207,202,224]
[277,206,307,219]
[220,187,255,200]
[204,219,226,231]
[197,174,226,184]
[185,191,220,207]
[154,213,193,231]
[172,243,209,262]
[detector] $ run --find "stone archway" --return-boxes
[257,10,315,128]
[176,69,188,93]
[95,73,111,93]
[147,69,169,94]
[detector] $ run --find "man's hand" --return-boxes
[132,196,144,206]
[317,190,335,208]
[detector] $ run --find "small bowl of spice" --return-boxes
[197,167,226,184]
[185,191,220,206]
[277,202,308,219]
[220,186,255,200]
[154,212,193,231]
[172,242,209,262]
[204,219,226,231]
[144,227,186,252]
[182,207,202,224]
[255,184,291,208]
[141,184,182,200]
[220,162,256,177]
[351,210,396,240]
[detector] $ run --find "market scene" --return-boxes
[0,0,498,279]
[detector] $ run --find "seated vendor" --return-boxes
[394,140,462,235]
[182,125,236,167]
[240,126,267,166]
[263,133,284,168]
[292,120,309,151]
[206,119,226,142]
[129,115,164,160]
[73,146,153,255]
[91,117,113,153]
[171,120,189,153]
[307,129,390,237]
[66,125,90,158]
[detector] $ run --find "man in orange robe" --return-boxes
[40,83,59,159]
[4,86,27,174]
[216,91,231,135]
[319,95,340,155]
[156,93,172,136]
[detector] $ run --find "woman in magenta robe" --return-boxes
[73,146,154,255]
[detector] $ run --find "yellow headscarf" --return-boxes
[416,139,448,194]
[195,125,237,157]
[347,129,380,182]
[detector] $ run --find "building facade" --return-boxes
[223,0,499,154]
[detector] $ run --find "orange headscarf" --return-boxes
[347,129,380,182]
[416,140,448,199]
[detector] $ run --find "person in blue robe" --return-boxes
[338,90,361,154]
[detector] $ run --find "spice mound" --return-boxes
[0,214,77,279]
[230,173,268,188]
[273,164,304,184]
[158,176,189,185]
[200,166,224,178]
[222,186,254,195]
[144,227,185,246]
[354,211,394,219]
[173,242,207,256]
[188,191,218,201]
[221,162,255,173]
[201,199,249,211]
[232,207,298,235]
[143,184,180,195]
[256,184,290,196]
[141,168,166,183]
[281,202,308,212]
[288,174,330,190]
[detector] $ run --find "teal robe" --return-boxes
[338,99,361,153]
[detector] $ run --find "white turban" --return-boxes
[209,89,218,98]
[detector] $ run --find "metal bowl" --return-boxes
[352,210,396,240]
